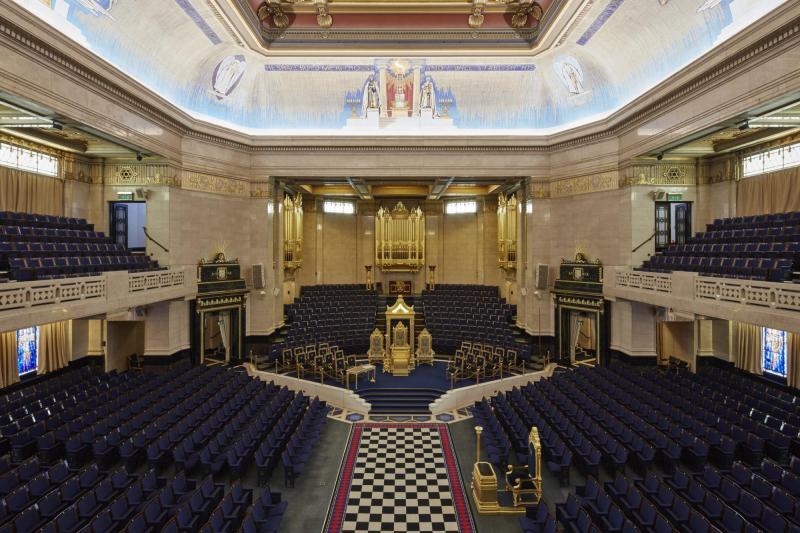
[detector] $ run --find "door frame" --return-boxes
[109,200,146,252]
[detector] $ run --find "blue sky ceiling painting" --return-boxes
[15,0,786,134]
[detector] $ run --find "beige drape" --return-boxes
[788,333,800,389]
[733,322,762,374]
[39,321,70,375]
[0,331,20,389]
[736,167,800,216]
[0,166,64,216]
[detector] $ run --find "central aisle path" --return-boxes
[325,423,475,532]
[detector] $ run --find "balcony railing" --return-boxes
[0,268,196,331]
[608,267,800,330]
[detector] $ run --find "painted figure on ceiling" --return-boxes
[211,55,246,100]
[419,76,436,113]
[363,76,381,116]
[555,57,585,95]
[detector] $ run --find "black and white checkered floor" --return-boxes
[325,424,474,532]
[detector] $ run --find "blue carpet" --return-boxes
[290,361,494,413]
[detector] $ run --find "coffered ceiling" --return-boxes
[236,0,558,50]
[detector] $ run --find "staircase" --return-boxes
[359,388,444,414]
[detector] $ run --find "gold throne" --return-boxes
[389,322,411,376]
[415,328,435,366]
[367,328,385,365]
[384,295,415,376]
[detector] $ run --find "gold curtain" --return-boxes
[733,322,762,374]
[736,167,800,216]
[39,321,70,375]
[0,331,20,389]
[788,332,800,389]
[0,166,64,216]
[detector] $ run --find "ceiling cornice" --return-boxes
[0,2,798,156]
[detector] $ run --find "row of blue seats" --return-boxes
[708,212,800,231]
[11,255,156,281]
[502,394,574,485]
[0,226,105,242]
[644,255,792,281]
[690,226,800,243]
[693,366,800,424]
[664,241,799,258]
[0,366,101,414]
[1,240,126,259]
[195,387,291,476]
[282,398,328,487]
[240,489,287,533]
[472,399,516,468]
[2,372,146,462]
[566,369,728,471]
[586,367,766,469]
[255,395,312,487]
[628,367,796,464]
[519,501,558,533]
[169,381,281,476]
[0,212,92,230]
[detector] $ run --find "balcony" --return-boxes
[605,267,800,332]
[0,268,197,331]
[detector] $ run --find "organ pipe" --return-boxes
[375,201,425,271]
[283,194,303,272]
[498,194,517,271]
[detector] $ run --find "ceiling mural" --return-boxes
[14,0,787,135]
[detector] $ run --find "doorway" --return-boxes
[109,201,146,252]
[655,201,692,251]
[561,310,598,366]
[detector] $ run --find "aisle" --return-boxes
[324,423,476,532]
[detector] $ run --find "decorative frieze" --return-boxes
[699,154,738,184]
[250,180,273,198]
[621,162,697,187]
[182,171,249,197]
[62,155,102,184]
[527,178,550,199]
[551,171,618,198]
[104,163,181,187]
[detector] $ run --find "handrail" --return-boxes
[632,231,656,253]
[142,226,169,253]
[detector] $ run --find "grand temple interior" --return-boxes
[1,0,800,531]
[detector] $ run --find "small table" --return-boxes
[346,364,376,391]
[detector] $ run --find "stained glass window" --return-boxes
[762,327,787,378]
[17,326,39,376]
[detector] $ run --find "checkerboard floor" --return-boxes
[326,424,474,533]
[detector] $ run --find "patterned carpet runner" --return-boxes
[324,423,475,532]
